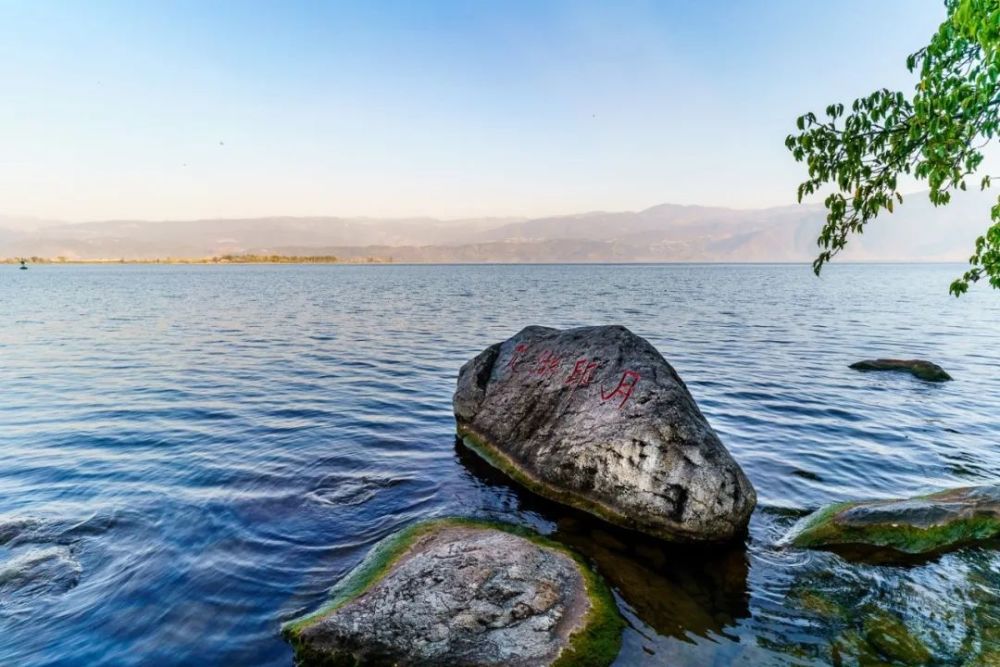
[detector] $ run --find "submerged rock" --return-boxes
[789,584,942,664]
[784,485,1000,557]
[0,517,39,545]
[0,546,81,599]
[283,518,623,667]
[453,325,756,542]
[849,359,952,382]
[862,609,933,665]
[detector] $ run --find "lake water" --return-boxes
[1,263,998,665]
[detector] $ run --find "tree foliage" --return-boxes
[786,0,1000,295]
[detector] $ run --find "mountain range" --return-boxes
[1,191,993,263]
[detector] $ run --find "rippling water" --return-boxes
[1,264,998,665]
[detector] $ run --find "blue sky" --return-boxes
[0,1,946,221]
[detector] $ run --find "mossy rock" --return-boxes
[862,609,933,665]
[794,589,849,621]
[784,485,1000,559]
[849,359,952,382]
[965,649,1000,667]
[829,612,934,666]
[282,518,624,666]
[831,629,884,665]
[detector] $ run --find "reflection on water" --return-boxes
[1,263,999,665]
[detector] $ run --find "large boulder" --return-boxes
[783,485,1000,557]
[453,325,756,542]
[283,518,623,666]
[849,359,952,382]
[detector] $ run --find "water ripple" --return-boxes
[1,263,998,665]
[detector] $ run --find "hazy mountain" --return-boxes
[1,191,992,262]
[0,216,65,234]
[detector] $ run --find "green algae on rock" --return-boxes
[793,589,849,621]
[862,608,934,665]
[282,518,624,667]
[788,586,940,664]
[849,358,952,382]
[453,325,756,543]
[784,485,1000,557]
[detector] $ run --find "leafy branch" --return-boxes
[786,0,1000,295]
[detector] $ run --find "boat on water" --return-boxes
[19,259,27,270]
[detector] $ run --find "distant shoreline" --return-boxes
[3,254,386,265]
[3,256,968,267]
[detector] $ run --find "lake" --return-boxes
[1,263,998,665]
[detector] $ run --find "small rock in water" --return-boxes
[790,584,938,664]
[453,325,756,542]
[306,473,406,507]
[861,608,933,664]
[783,485,1000,558]
[0,546,82,599]
[849,359,952,382]
[791,469,823,482]
[283,518,623,667]
[0,518,40,546]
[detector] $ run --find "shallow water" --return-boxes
[1,263,998,665]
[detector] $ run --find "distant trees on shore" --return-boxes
[213,254,343,263]
[2,254,394,265]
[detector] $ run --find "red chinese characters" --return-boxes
[565,358,600,388]
[601,370,641,408]
[506,343,528,373]
[533,350,562,376]
[508,344,637,409]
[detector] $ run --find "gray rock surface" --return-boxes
[784,485,1000,556]
[285,520,615,666]
[849,359,952,382]
[453,325,756,542]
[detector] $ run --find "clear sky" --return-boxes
[0,0,947,222]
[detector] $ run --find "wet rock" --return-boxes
[794,592,937,665]
[794,589,848,621]
[453,439,753,640]
[862,609,933,665]
[831,629,890,665]
[306,473,407,507]
[0,546,82,599]
[453,325,756,542]
[283,518,623,667]
[831,615,934,666]
[0,518,39,545]
[969,648,1000,667]
[784,485,1000,557]
[849,359,952,382]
